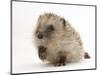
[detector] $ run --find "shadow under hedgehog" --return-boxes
[33,13,90,66]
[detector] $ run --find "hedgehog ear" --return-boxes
[60,18,66,28]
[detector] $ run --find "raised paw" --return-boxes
[38,46,47,60]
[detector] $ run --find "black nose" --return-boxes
[37,33,43,39]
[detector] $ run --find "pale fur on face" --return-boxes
[34,13,89,66]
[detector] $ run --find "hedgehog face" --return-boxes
[35,13,66,39]
[37,25,55,39]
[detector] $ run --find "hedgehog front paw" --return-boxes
[38,46,47,60]
[54,55,66,66]
[54,62,66,66]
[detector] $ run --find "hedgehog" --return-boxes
[33,13,90,66]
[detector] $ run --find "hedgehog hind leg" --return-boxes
[84,52,90,59]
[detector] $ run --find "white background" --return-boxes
[0,0,100,75]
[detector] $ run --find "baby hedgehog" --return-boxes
[34,13,90,66]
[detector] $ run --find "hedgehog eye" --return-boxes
[46,25,55,32]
